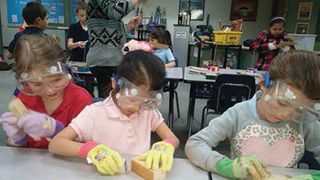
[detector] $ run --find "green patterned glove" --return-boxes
[215,155,269,179]
[290,172,320,180]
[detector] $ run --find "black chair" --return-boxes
[163,58,181,121]
[200,74,256,129]
[298,150,320,170]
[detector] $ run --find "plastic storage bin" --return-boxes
[213,31,242,45]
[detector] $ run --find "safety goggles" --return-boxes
[263,80,320,120]
[17,62,69,95]
[115,77,163,109]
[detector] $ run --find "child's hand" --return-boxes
[17,110,64,141]
[215,155,269,179]
[127,16,141,30]
[0,112,27,145]
[122,40,154,54]
[276,40,287,48]
[80,142,125,175]
[77,41,86,49]
[138,141,175,172]
[131,0,149,5]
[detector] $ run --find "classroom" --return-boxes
[0,0,319,179]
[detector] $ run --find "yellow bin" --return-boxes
[213,31,242,45]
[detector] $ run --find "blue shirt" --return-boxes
[153,48,175,65]
[8,27,44,53]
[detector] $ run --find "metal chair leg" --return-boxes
[201,106,207,129]
[188,117,194,138]
[174,90,181,119]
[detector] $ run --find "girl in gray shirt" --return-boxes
[185,50,320,179]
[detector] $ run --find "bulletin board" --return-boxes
[7,0,33,25]
[40,0,66,25]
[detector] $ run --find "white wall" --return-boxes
[1,0,274,48]
[123,0,274,41]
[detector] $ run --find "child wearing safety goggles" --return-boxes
[0,34,92,149]
[49,50,179,175]
[186,50,320,179]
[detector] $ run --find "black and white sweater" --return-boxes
[86,0,135,67]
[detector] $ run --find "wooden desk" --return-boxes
[0,146,208,180]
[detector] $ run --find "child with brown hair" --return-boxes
[67,2,89,61]
[7,2,48,59]
[252,17,294,71]
[148,28,176,68]
[49,50,179,175]
[186,50,320,179]
[0,34,92,148]
[67,2,95,96]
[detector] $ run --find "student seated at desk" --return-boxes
[49,51,179,175]
[148,28,176,68]
[0,34,92,149]
[7,2,48,60]
[185,50,320,179]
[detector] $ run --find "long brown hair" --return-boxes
[14,34,67,79]
[269,50,320,100]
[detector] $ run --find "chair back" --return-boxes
[208,74,256,113]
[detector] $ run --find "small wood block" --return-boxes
[131,157,166,180]
[8,98,29,118]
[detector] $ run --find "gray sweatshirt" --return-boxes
[185,92,320,173]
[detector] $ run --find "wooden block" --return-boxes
[8,98,29,118]
[131,157,166,180]
[265,174,291,180]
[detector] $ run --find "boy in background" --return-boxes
[7,2,48,59]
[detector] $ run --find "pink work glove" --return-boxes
[122,40,154,54]
[17,110,64,141]
[0,112,27,145]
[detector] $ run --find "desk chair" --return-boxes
[298,150,320,170]
[163,58,181,121]
[200,74,256,129]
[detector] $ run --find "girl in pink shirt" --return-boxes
[49,50,179,175]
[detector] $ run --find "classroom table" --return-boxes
[184,67,261,137]
[0,146,209,180]
[165,67,184,129]
[187,42,242,68]
[66,61,92,75]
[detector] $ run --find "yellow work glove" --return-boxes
[87,144,125,175]
[139,141,175,172]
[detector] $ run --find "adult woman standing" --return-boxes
[87,0,147,98]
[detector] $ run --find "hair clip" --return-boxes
[20,73,29,79]
[270,17,285,23]
[112,73,120,86]
[262,71,272,88]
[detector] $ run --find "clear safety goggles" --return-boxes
[263,80,320,120]
[115,77,163,109]
[17,62,69,95]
